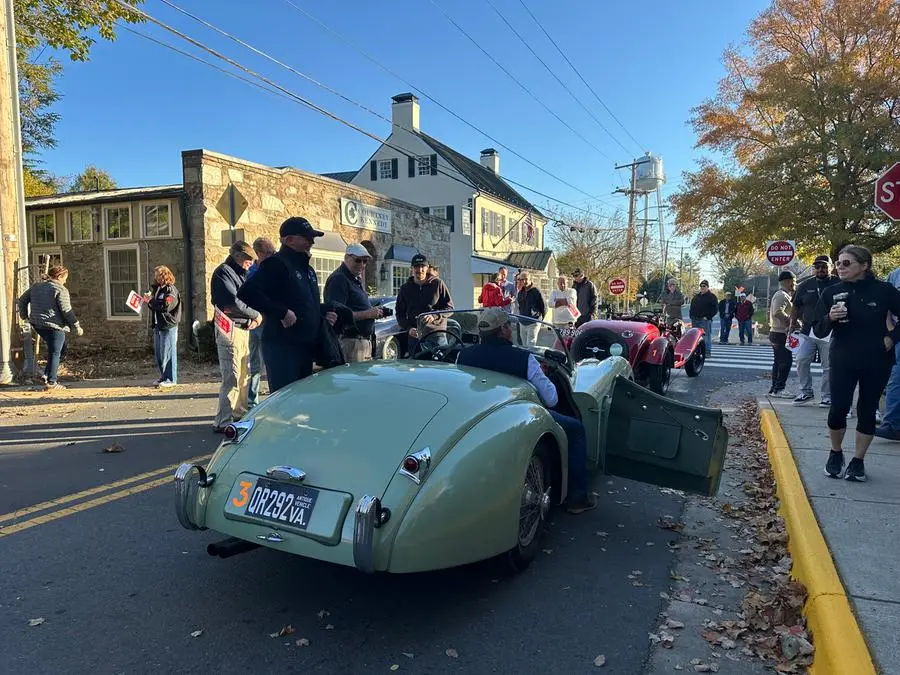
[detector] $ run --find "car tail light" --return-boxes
[221,418,254,444]
[223,425,238,441]
[398,448,432,484]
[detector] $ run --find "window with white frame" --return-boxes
[104,206,131,240]
[33,212,56,244]
[32,249,62,274]
[67,208,92,242]
[105,246,139,318]
[378,159,393,180]
[391,263,408,295]
[430,206,446,220]
[417,156,431,176]
[143,203,171,238]
[311,254,343,299]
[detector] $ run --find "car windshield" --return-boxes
[415,309,570,361]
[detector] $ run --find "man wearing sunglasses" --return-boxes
[789,255,838,406]
[324,243,384,362]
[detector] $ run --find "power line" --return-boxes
[427,0,615,163]
[278,0,617,209]
[517,0,645,153]
[483,0,632,156]
[108,0,609,219]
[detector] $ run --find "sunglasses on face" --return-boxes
[836,259,856,268]
[814,263,829,269]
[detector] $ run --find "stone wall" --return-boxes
[182,149,451,322]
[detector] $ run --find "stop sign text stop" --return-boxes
[875,162,900,221]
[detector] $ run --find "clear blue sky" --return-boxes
[35,0,770,279]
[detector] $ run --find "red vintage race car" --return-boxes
[561,309,707,395]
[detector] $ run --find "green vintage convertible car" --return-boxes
[175,309,728,573]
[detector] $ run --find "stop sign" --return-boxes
[608,278,626,295]
[875,162,900,221]
[766,240,795,266]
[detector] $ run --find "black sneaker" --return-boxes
[844,458,866,482]
[793,392,814,405]
[825,450,845,478]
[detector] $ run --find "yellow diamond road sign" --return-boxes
[216,183,248,227]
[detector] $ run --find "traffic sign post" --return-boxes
[765,240,796,267]
[875,162,900,221]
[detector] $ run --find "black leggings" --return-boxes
[828,359,892,435]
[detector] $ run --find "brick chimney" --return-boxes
[391,93,420,132]
[480,148,499,174]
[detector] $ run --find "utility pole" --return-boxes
[0,0,25,384]
[614,160,639,302]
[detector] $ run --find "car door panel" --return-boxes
[602,376,727,496]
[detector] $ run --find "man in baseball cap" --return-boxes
[457,306,596,514]
[323,242,385,362]
[395,252,453,356]
[789,254,839,405]
[238,216,340,392]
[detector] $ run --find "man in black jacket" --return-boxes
[324,243,384,362]
[689,280,718,355]
[572,269,598,327]
[516,271,547,345]
[237,217,338,392]
[210,240,260,432]
[789,255,839,406]
[395,253,453,357]
[717,292,736,344]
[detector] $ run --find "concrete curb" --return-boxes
[759,406,876,675]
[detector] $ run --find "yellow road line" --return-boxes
[759,408,876,675]
[0,455,210,526]
[0,474,176,538]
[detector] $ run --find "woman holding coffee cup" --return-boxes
[814,245,900,481]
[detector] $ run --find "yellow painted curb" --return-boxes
[759,408,876,675]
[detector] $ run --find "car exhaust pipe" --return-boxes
[207,537,260,559]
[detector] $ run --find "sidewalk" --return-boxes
[765,396,900,675]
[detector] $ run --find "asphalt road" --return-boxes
[0,364,763,675]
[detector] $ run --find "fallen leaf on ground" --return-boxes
[664,619,685,629]
[190,629,203,638]
[401,652,414,659]
[445,648,458,658]
[390,666,399,671]
[296,638,310,647]
[102,443,124,453]
[28,618,45,627]
[656,517,685,533]
[325,624,334,630]
[317,609,330,618]
[269,625,295,638]
[593,654,606,667]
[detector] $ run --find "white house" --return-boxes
[325,93,556,306]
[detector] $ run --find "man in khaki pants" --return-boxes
[324,243,384,362]
[210,241,261,432]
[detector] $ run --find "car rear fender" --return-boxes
[381,401,567,574]
[674,328,704,368]
[643,336,673,366]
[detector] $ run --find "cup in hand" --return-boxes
[832,292,849,323]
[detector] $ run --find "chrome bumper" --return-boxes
[353,495,378,574]
[174,463,214,531]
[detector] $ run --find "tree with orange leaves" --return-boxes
[670,0,900,260]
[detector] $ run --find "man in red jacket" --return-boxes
[735,294,755,345]
[479,273,509,308]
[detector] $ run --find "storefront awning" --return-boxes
[316,231,348,254]
[385,244,418,262]
[471,255,506,275]
[506,250,553,272]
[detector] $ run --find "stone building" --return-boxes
[22,149,451,352]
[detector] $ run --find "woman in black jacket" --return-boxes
[815,245,900,482]
[144,266,182,387]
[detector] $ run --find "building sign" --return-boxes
[341,197,392,234]
[461,206,472,236]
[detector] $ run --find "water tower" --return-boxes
[634,152,665,194]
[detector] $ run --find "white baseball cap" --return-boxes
[345,243,370,257]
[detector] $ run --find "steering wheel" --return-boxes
[634,309,658,318]
[413,330,463,362]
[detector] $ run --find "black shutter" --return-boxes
[430,154,438,175]
[423,207,430,214]
[370,160,377,181]
[391,158,399,179]
[408,157,415,177]
[446,205,455,233]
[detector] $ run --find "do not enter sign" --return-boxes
[766,240,796,267]
[608,278,626,295]
[875,162,900,221]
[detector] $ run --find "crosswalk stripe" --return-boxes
[703,344,823,373]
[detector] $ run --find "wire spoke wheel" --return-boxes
[518,455,547,548]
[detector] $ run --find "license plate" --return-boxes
[562,327,578,338]
[241,477,319,530]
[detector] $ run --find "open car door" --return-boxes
[602,376,727,496]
